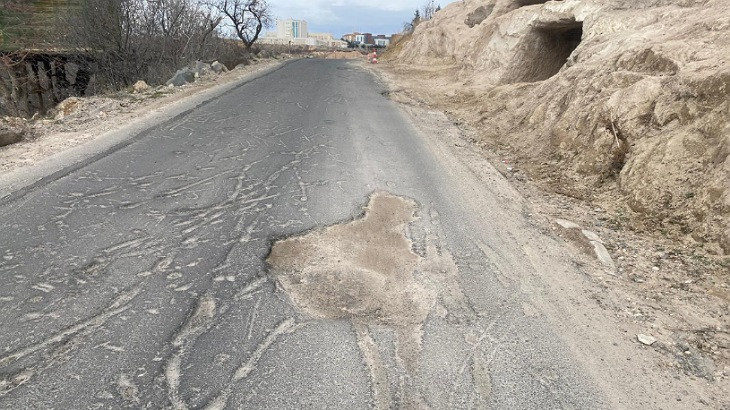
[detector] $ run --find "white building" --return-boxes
[260,20,347,48]
[276,19,308,39]
[374,38,390,47]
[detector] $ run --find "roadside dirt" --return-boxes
[367,61,729,408]
[0,58,287,175]
[314,50,364,60]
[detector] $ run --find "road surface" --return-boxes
[0,59,609,409]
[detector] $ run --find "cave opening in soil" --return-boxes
[508,20,583,83]
[517,0,553,6]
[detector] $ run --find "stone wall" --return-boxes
[0,51,94,118]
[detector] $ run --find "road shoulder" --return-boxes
[0,59,293,203]
[365,61,729,409]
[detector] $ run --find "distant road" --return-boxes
[0,59,608,409]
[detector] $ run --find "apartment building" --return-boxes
[275,19,309,39]
[261,19,346,48]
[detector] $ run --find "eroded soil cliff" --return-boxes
[385,0,730,256]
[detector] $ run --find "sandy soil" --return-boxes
[367,60,729,408]
[0,58,287,175]
[384,0,730,256]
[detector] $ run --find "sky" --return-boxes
[267,0,456,37]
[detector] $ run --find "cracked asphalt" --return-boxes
[0,59,609,409]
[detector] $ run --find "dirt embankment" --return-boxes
[383,0,730,258]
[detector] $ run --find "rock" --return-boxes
[132,80,150,93]
[192,61,212,78]
[591,241,616,273]
[0,118,26,147]
[53,97,81,119]
[555,219,580,230]
[630,275,646,283]
[637,334,657,346]
[465,4,494,28]
[211,61,229,74]
[582,230,603,243]
[166,68,195,87]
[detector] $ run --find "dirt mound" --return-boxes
[387,0,730,255]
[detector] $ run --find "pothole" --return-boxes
[267,191,436,326]
[267,191,475,407]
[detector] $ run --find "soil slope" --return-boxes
[386,0,730,256]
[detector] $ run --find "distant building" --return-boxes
[342,33,359,43]
[342,32,392,47]
[373,35,391,47]
[355,33,374,46]
[260,19,346,48]
[309,33,335,42]
[276,19,308,39]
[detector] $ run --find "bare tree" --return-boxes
[2,0,261,116]
[404,1,439,33]
[62,0,230,87]
[210,0,272,50]
[421,0,437,21]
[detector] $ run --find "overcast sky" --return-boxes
[267,0,455,37]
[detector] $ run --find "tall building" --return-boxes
[276,19,309,40]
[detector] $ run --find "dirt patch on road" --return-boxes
[267,192,436,325]
[268,191,472,408]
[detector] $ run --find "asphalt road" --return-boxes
[0,59,609,409]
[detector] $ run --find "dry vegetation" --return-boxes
[0,0,274,118]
